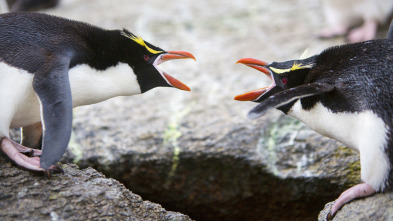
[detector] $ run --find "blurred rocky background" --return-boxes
[1,0,392,220]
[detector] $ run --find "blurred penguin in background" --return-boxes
[5,0,59,12]
[318,0,393,42]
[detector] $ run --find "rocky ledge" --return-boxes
[63,106,362,221]
[319,193,393,221]
[0,154,192,221]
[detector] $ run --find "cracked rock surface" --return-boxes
[0,155,192,221]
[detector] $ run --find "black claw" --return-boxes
[327,212,333,220]
[53,165,64,174]
[43,164,63,177]
[20,149,35,157]
[44,170,51,178]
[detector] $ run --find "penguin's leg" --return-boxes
[1,136,44,171]
[12,122,44,157]
[12,139,42,157]
[318,24,348,39]
[1,136,63,173]
[32,57,73,172]
[328,114,387,219]
[347,18,378,43]
[327,183,375,219]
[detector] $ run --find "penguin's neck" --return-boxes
[68,62,141,107]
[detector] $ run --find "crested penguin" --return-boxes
[0,12,195,175]
[318,0,393,42]
[235,21,393,218]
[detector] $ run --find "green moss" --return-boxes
[334,146,355,158]
[259,116,303,176]
[68,130,83,165]
[49,193,60,200]
[346,159,361,186]
[163,104,192,187]
[334,146,361,186]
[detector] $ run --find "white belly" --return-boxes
[0,61,140,137]
[288,101,361,149]
[288,100,390,190]
[0,63,40,133]
[288,100,388,150]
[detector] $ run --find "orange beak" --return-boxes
[234,87,270,101]
[234,58,274,101]
[158,51,196,91]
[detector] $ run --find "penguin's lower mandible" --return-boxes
[235,21,393,219]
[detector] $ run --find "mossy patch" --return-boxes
[68,130,83,165]
[258,115,304,176]
[334,146,361,186]
[163,103,192,187]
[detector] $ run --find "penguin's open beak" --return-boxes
[156,51,196,91]
[234,58,275,101]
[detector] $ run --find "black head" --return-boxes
[120,29,195,93]
[234,55,316,102]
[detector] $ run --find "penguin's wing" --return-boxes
[387,19,393,40]
[248,83,334,119]
[32,58,73,169]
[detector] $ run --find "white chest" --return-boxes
[0,61,140,134]
[287,100,386,151]
[288,100,390,190]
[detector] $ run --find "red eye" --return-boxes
[144,55,149,61]
[282,77,288,84]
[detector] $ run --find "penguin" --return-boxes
[235,21,393,219]
[318,0,393,42]
[6,0,59,12]
[0,12,195,176]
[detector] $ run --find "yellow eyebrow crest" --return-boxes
[269,62,313,74]
[121,31,163,54]
[269,66,291,74]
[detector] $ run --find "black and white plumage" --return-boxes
[235,21,393,218]
[0,12,195,175]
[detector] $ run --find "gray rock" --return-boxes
[318,193,393,221]
[65,109,361,221]
[0,155,192,221]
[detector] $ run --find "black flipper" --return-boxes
[248,83,334,119]
[32,57,73,169]
[387,19,393,40]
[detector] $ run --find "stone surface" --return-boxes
[0,154,192,221]
[318,193,393,221]
[65,111,363,221]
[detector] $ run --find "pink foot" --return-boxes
[347,19,378,43]
[318,24,348,39]
[327,183,376,220]
[11,140,42,157]
[0,137,61,175]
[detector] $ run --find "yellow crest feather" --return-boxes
[121,31,163,54]
[269,62,313,74]
[269,66,291,74]
[299,48,312,59]
[269,49,314,74]
[290,62,302,71]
